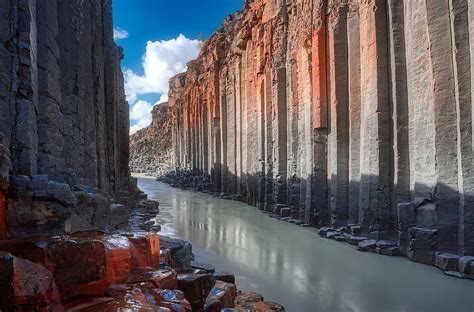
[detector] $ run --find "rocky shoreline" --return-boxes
[156,170,474,282]
[0,186,285,311]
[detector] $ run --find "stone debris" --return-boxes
[213,271,236,284]
[357,240,377,252]
[458,256,474,279]
[177,273,215,311]
[206,280,238,309]
[435,253,460,272]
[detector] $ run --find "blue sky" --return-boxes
[112,0,243,133]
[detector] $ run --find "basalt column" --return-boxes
[0,0,132,238]
[167,0,474,259]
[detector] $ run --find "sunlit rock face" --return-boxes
[130,103,173,176]
[166,0,474,257]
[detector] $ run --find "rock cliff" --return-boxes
[165,0,474,265]
[0,1,285,310]
[130,103,173,176]
[0,0,133,239]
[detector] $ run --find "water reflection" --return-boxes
[137,176,474,312]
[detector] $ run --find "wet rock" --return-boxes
[444,271,464,279]
[458,256,474,278]
[160,235,193,272]
[0,234,135,299]
[68,286,162,311]
[234,291,264,306]
[126,269,178,289]
[318,227,330,237]
[148,289,192,312]
[375,240,398,256]
[357,239,377,252]
[203,299,222,312]
[347,236,367,246]
[334,234,348,242]
[348,224,362,236]
[0,252,61,311]
[177,273,215,311]
[206,280,237,309]
[325,231,339,240]
[435,253,460,271]
[192,261,215,274]
[128,233,161,269]
[213,271,235,284]
[408,227,438,265]
[249,301,285,311]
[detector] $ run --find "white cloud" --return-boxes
[157,93,168,104]
[125,34,201,102]
[114,27,129,41]
[130,100,153,134]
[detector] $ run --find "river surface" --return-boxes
[137,176,474,312]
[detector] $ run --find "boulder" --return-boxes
[126,269,178,289]
[177,273,215,311]
[128,232,161,269]
[435,252,459,271]
[160,236,193,272]
[0,252,61,311]
[357,239,377,252]
[234,291,264,306]
[206,280,237,309]
[213,271,235,284]
[347,236,367,246]
[458,256,474,278]
[67,286,163,312]
[148,289,192,312]
[192,261,215,274]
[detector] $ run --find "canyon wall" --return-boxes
[130,103,173,176]
[168,0,474,258]
[0,0,132,239]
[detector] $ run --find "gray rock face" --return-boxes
[0,0,133,239]
[160,235,193,272]
[129,103,173,177]
[408,227,438,265]
[0,0,130,192]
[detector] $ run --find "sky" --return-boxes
[113,0,244,134]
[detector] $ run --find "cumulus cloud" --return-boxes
[129,100,153,134]
[125,34,201,102]
[113,27,129,41]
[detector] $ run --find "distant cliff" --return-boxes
[130,103,173,176]
[165,0,474,261]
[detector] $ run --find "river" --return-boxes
[137,176,474,312]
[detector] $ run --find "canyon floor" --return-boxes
[136,176,474,312]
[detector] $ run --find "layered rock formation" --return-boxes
[167,0,474,264]
[0,0,133,239]
[130,103,173,176]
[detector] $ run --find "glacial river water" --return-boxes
[137,176,474,312]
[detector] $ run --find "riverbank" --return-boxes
[137,176,474,312]
[0,173,284,311]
